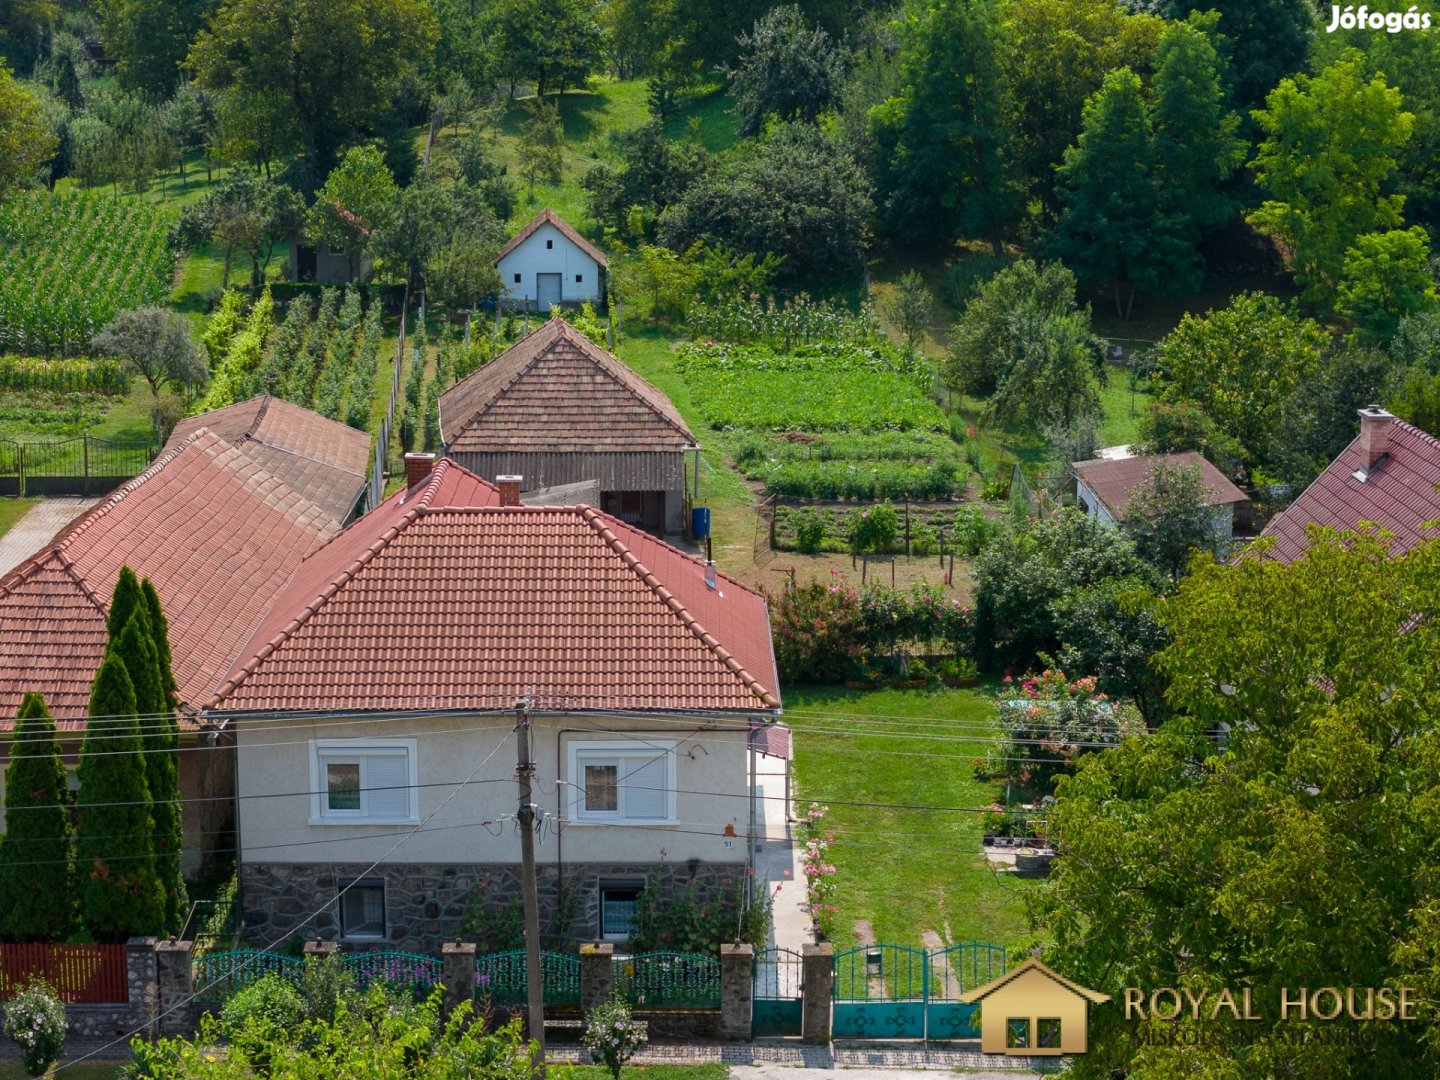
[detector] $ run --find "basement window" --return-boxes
[340,878,386,939]
[599,880,644,940]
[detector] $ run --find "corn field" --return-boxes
[0,356,130,395]
[0,191,173,357]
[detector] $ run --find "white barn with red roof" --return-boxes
[494,208,608,312]
[203,457,779,951]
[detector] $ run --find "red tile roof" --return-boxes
[210,460,779,715]
[1258,415,1440,563]
[438,318,695,453]
[494,208,609,268]
[166,396,372,522]
[0,430,341,728]
[1072,451,1248,522]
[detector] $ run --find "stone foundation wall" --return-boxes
[240,861,744,953]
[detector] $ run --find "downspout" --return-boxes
[747,722,758,911]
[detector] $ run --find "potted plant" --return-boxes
[892,656,930,689]
[844,654,883,690]
[940,656,980,688]
[1014,847,1057,873]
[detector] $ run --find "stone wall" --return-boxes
[240,861,740,953]
[63,938,158,1041]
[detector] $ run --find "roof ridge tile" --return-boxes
[245,394,273,439]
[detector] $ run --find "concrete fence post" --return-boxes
[580,942,615,1012]
[153,940,194,1037]
[719,943,753,1040]
[126,937,160,1041]
[303,939,339,962]
[801,943,834,1045]
[442,942,477,1020]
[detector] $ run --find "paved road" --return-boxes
[0,497,99,576]
[547,1041,1060,1076]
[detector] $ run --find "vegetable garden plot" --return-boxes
[0,192,173,356]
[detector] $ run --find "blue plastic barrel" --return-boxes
[691,506,711,539]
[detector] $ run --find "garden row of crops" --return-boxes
[676,342,944,433]
[773,503,1000,555]
[0,356,130,395]
[198,288,383,429]
[0,191,173,356]
[677,340,965,500]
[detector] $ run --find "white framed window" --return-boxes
[340,878,386,939]
[309,740,418,824]
[568,740,676,824]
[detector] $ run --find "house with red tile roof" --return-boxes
[202,456,779,951]
[1072,450,1249,538]
[438,318,697,537]
[165,395,372,523]
[495,208,607,312]
[0,428,344,871]
[1257,407,1440,563]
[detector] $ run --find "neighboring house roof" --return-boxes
[438,318,696,455]
[210,459,779,715]
[166,395,372,522]
[1258,413,1440,563]
[1072,450,1247,523]
[494,208,609,268]
[523,478,603,507]
[959,958,1111,1006]
[0,430,341,728]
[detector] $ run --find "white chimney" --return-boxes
[1357,405,1394,470]
[497,475,523,507]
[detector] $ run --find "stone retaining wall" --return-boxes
[240,861,740,952]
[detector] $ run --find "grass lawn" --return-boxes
[0,498,35,539]
[785,685,1040,954]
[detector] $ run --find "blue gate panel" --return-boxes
[833,1001,926,1039]
[753,999,802,1036]
[925,1002,981,1040]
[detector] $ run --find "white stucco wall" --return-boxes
[496,222,604,307]
[1075,477,1119,527]
[234,712,749,865]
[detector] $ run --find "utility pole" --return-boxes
[515,694,546,1079]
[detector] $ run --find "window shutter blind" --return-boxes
[623,754,670,819]
[365,753,412,819]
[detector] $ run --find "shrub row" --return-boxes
[760,460,962,500]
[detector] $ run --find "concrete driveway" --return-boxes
[0,497,99,576]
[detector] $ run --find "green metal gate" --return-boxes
[832,943,1005,1040]
[925,942,1006,1040]
[753,947,803,1036]
[833,944,928,1038]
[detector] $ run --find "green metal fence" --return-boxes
[475,950,581,1007]
[191,949,303,1005]
[614,952,721,1008]
[753,947,804,1036]
[832,942,1006,1039]
[341,950,442,999]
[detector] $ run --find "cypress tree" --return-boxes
[106,566,147,642]
[115,613,188,934]
[140,579,178,710]
[0,694,76,942]
[76,656,164,942]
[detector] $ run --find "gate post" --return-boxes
[719,943,753,1039]
[82,434,90,497]
[154,940,194,1036]
[303,940,338,962]
[801,943,833,1044]
[580,942,614,1010]
[441,941,476,1020]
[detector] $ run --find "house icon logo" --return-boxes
[959,957,1110,1056]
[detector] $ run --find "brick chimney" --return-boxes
[1357,405,1394,469]
[497,475,523,507]
[405,452,435,488]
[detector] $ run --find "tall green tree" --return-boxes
[1153,292,1328,470]
[0,62,57,197]
[0,694,75,942]
[1150,16,1245,248]
[868,0,1016,253]
[95,0,214,98]
[516,97,564,201]
[1124,461,1226,580]
[188,0,438,175]
[1159,0,1315,113]
[1336,227,1440,344]
[997,0,1164,221]
[140,578,178,717]
[76,656,164,943]
[1249,54,1415,307]
[106,565,147,642]
[306,145,398,280]
[484,0,602,98]
[113,612,187,935]
[1051,67,1191,318]
[726,4,842,137]
[1031,528,1440,1078]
